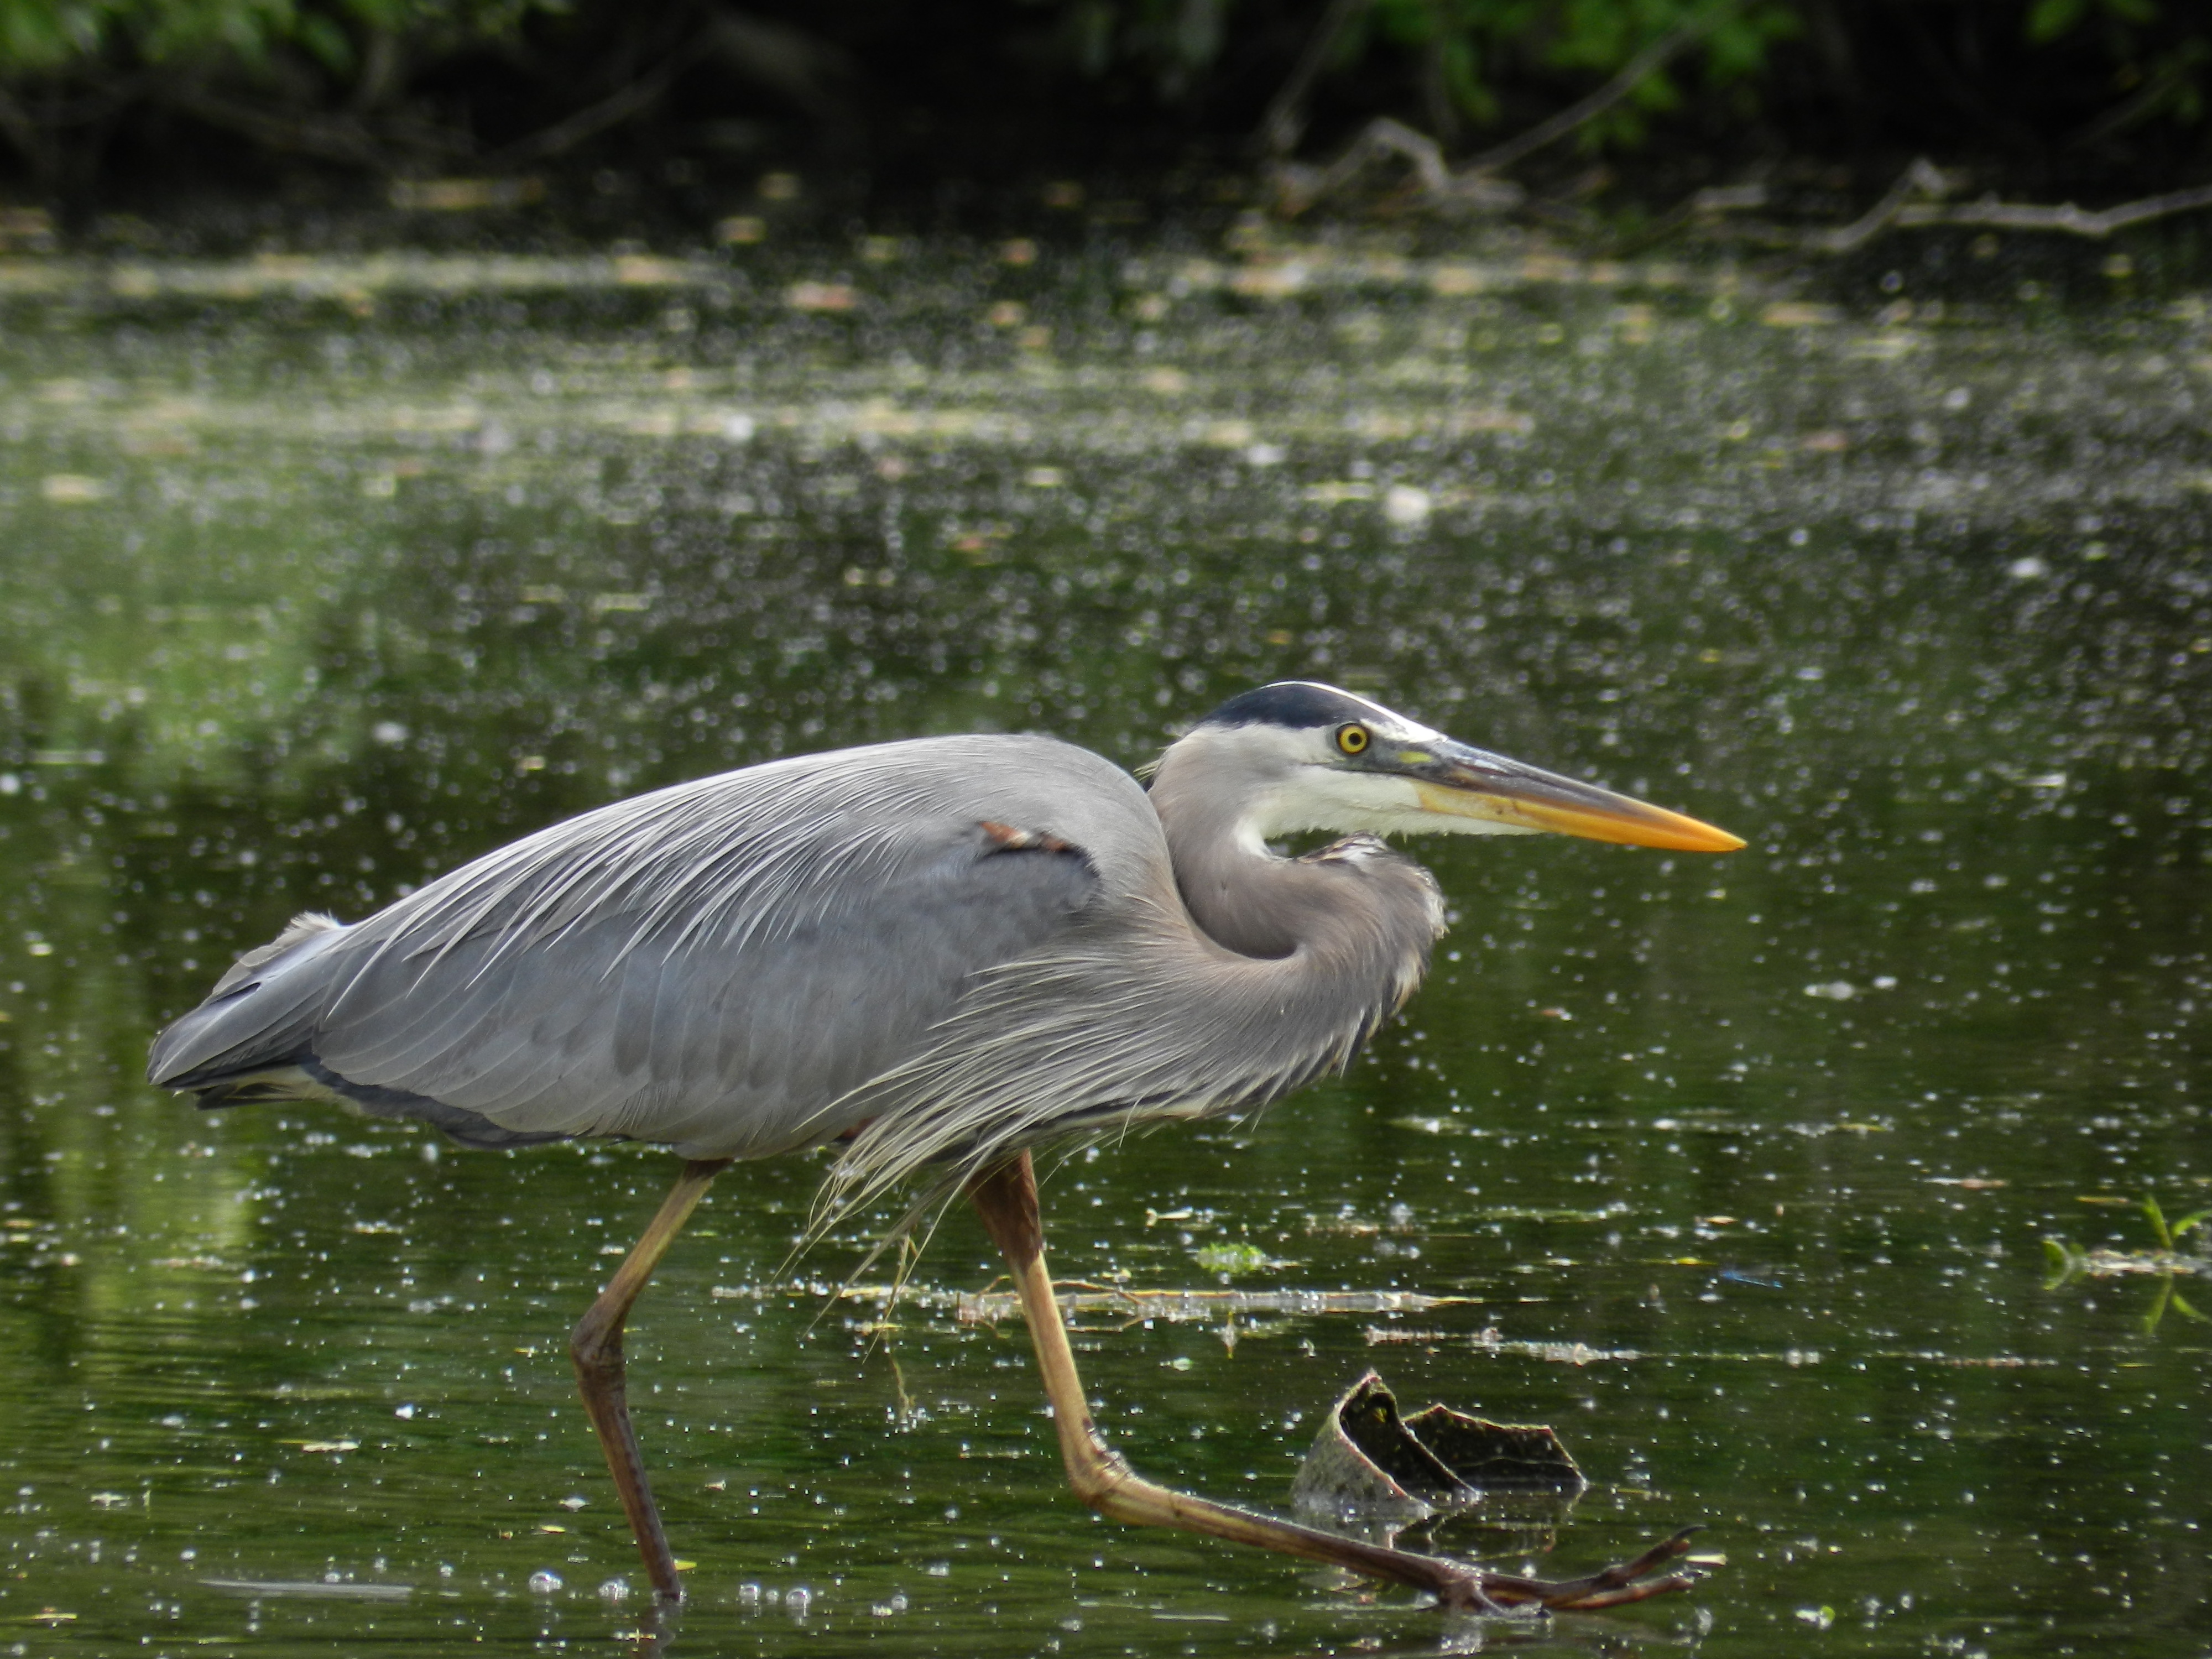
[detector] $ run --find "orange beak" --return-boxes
[1407,743,1745,853]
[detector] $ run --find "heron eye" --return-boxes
[1336,723,1370,756]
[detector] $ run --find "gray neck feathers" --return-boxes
[1147,734,1444,969]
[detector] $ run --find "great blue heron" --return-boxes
[149,681,1741,1613]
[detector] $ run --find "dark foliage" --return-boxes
[0,1,2204,212]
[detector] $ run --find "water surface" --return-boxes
[1,234,2208,1656]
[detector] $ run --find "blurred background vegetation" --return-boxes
[0,0,2205,217]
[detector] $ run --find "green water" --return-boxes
[1,237,2208,1656]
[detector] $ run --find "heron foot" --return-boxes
[1071,1444,1700,1613]
[967,1154,1711,1616]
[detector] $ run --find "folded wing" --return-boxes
[148,735,1145,1157]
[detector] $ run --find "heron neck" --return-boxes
[1148,747,1441,965]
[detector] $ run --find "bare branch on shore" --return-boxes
[1805,157,1958,253]
[1896,182,2212,239]
[1809,158,2212,250]
[1264,1,1735,220]
[1269,117,1523,217]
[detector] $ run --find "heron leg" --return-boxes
[964,1151,1698,1614]
[571,1156,733,1602]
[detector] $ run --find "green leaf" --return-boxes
[295,12,354,74]
[1192,1241,1274,1276]
[2142,1276,2172,1334]
[2141,1193,2173,1250]
[1371,0,1433,49]
[2027,0,2090,43]
[2041,1238,2080,1286]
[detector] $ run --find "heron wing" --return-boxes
[148,735,1158,1157]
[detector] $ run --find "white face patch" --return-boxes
[1248,761,1427,842]
[1222,712,1539,845]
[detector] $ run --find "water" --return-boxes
[1,232,2208,1656]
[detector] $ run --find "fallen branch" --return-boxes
[1895,182,2212,239]
[1808,158,2212,249]
[1314,116,1448,199]
[1269,116,1523,217]
[1805,156,1957,253]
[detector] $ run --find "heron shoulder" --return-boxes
[778,732,1168,890]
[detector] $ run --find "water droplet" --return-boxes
[1381,485,1431,526]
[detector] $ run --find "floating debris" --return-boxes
[954,1285,1473,1326]
[1292,1371,1584,1523]
[1189,1242,1297,1276]
[2049,1248,2209,1279]
[204,1579,412,1600]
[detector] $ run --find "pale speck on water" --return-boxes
[0,232,2207,1657]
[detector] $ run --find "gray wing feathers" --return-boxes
[150,735,1152,1157]
[147,917,352,1087]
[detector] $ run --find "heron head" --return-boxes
[1172,681,1744,854]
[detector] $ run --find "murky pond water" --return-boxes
[2,234,2209,1656]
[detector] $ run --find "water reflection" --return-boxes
[2,239,2208,1655]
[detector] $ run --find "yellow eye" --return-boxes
[1336,723,1370,756]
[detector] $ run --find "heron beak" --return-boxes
[1405,741,1745,853]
